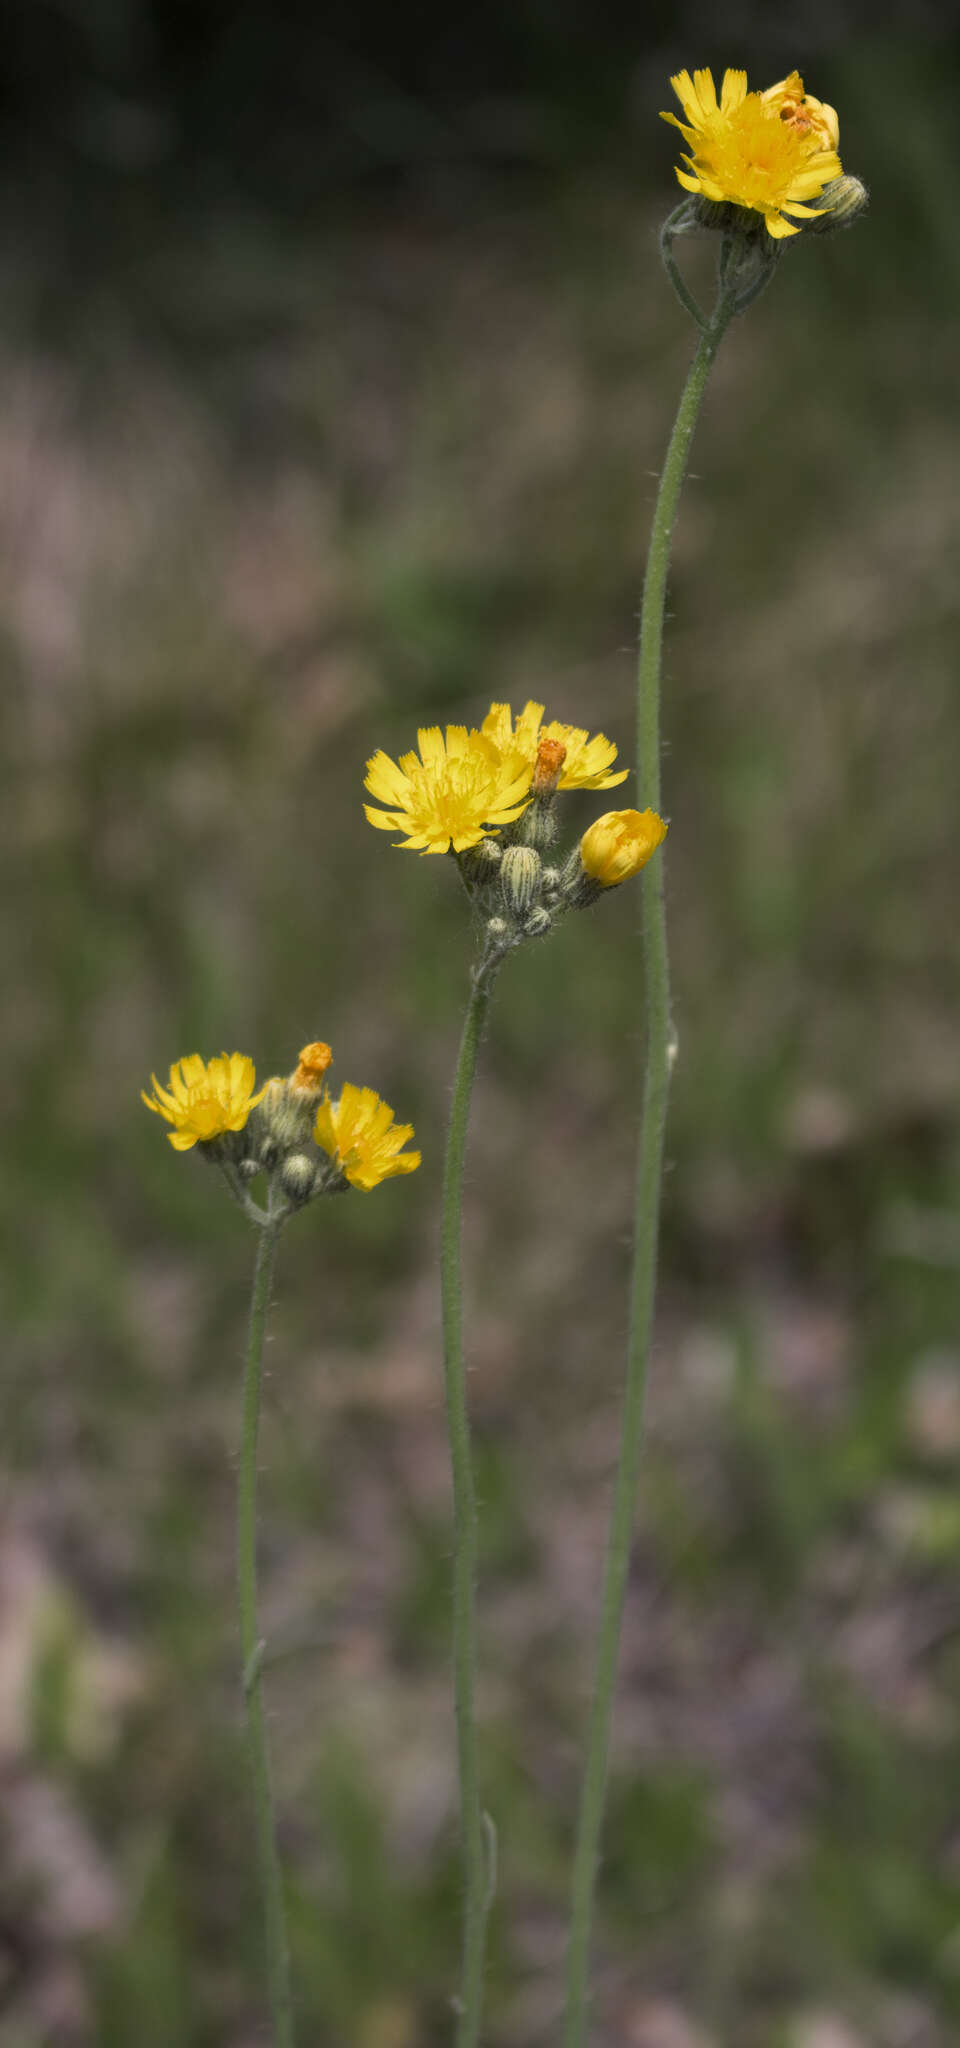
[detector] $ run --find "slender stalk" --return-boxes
[238,1217,296,2048]
[563,284,737,2045]
[441,971,496,2048]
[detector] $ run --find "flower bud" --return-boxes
[691,196,762,238]
[500,845,542,920]
[254,1044,334,1156]
[568,808,668,906]
[523,907,552,939]
[280,1153,318,1205]
[807,174,868,233]
[238,1158,261,1181]
[519,797,559,851]
[581,808,667,885]
[486,916,509,943]
[459,839,502,884]
[252,1076,305,1155]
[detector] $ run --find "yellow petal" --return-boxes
[660,111,698,141]
[720,68,747,112]
[761,69,803,106]
[364,750,411,804]
[516,701,545,740]
[364,804,407,831]
[313,1095,337,1155]
[669,70,702,124]
[148,1075,180,1115]
[691,68,719,118]
[416,727,445,766]
[764,212,800,239]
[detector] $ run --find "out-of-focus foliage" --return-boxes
[2,7,960,2043]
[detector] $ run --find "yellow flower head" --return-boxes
[481,702,628,791]
[364,725,532,854]
[661,67,842,239]
[142,1053,267,1151]
[314,1083,421,1192]
[580,808,668,887]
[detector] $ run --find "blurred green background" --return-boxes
[3,3,960,2043]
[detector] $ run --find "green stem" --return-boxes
[563,286,736,2046]
[238,1218,296,2048]
[441,972,496,2048]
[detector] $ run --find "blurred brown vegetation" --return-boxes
[3,9,960,2044]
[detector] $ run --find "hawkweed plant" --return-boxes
[562,68,866,2043]
[142,1043,420,2046]
[365,710,666,2043]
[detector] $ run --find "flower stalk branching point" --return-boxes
[563,65,864,2048]
[142,1040,419,2046]
[363,707,664,2046]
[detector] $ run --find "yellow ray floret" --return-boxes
[661,66,842,239]
[580,809,668,887]
[314,1083,421,1192]
[481,701,628,791]
[364,725,533,854]
[142,1053,267,1151]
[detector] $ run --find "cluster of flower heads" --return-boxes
[142,700,665,1206]
[363,699,667,966]
[146,63,861,1214]
[143,1041,419,1199]
[662,66,863,241]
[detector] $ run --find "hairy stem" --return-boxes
[238,1218,296,2048]
[563,281,736,2046]
[441,972,496,2047]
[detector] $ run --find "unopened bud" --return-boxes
[808,174,868,234]
[253,1075,308,1151]
[280,1153,317,1205]
[238,1158,261,1182]
[486,916,509,942]
[691,196,760,238]
[460,839,502,883]
[520,798,559,851]
[523,907,552,939]
[500,845,541,919]
[259,1078,286,1122]
[565,807,668,906]
[255,1046,334,1155]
